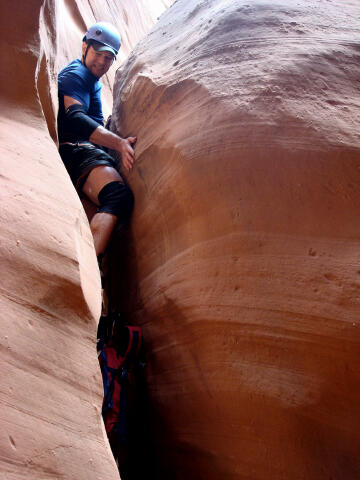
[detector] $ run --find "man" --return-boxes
[57,21,136,268]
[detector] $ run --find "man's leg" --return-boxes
[89,211,118,256]
[82,165,125,255]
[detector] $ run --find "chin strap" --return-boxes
[82,42,91,65]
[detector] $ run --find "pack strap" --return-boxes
[112,327,141,440]
[101,325,142,417]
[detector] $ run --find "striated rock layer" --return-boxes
[0,0,171,479]
[111,1,360,478]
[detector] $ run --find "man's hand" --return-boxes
[89,126,137,171]
[64,96,138,172]
[117,136,137,171]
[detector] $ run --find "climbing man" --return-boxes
[57,21,136,271]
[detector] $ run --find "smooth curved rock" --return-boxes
[0,0,172,478]
[111,1,360,478]
[0,0,113,478]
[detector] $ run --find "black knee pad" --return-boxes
[97,181,134,223]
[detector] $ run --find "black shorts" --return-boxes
[59,143,120,190]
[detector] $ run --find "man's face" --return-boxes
[83,44,114,78]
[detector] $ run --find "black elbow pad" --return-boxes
[65,104,100,140]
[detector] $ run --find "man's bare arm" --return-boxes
[64,96,82,109]
[64,95,136,171]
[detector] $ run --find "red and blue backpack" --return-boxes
[98,315,142,443]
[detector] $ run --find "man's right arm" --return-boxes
[64,95,136,171]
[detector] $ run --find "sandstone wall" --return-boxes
[111,1,360,478]
[0,0,171,478]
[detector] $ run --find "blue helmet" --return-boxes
[83,22,121,57]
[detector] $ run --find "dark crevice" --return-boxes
[37,0,58,143]
[36,52,58,143]
[96,229,157,479]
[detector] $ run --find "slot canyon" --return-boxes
[1,0,360,479]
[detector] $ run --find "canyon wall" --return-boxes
[111,0,360,478]
[0,0,170,479]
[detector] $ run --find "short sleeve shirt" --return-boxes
[57,59,104,142]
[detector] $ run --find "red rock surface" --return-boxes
[111,1,360,478]
[0,0,171,478]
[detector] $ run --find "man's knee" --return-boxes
[97,181,134,223]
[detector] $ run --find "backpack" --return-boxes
[98,315,142,443]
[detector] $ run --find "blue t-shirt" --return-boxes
[57,59,104,142]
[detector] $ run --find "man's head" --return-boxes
[82,22,121,77]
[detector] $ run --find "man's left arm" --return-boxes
[64,95,136,171]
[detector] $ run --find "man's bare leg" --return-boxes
[82,165,124,255]
[90,211,118,255]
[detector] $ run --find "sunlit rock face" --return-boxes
[0,0,171,478]
[111,0,360,478]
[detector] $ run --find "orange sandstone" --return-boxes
[111,1,360,478]
[0,0,171,478]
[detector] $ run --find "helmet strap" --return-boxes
[82,42,91,65]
